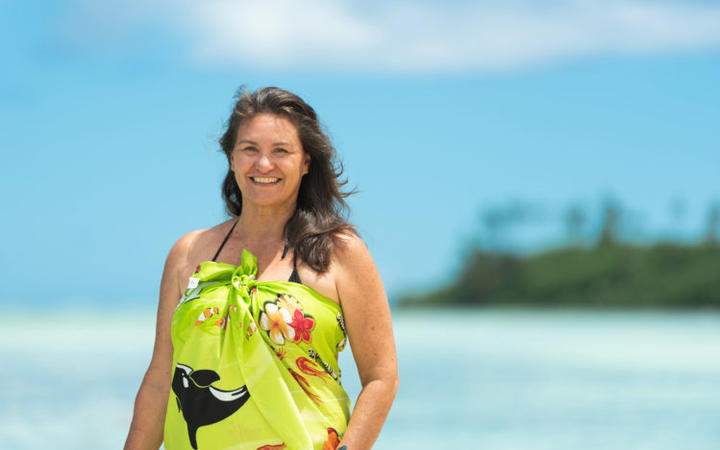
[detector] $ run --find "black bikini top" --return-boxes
[211,219,302,284]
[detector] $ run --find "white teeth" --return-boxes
[251,177,280,184]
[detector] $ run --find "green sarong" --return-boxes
[164,249,350,450]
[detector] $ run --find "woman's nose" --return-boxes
[256,153,273,171]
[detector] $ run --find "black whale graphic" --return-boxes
[172,363,250,449]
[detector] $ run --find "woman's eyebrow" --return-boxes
[236,139,292,147]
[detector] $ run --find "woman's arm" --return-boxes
[333,234,399,450]
[124,233,194,449]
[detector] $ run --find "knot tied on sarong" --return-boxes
[230,249,259,304]
[231,272,255,290]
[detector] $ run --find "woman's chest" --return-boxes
[176,256,340,306]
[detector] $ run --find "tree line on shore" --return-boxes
[398,198,720,308]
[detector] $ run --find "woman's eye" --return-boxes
[274,148,289,154]
[242,147,258,152]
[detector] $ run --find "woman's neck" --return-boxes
[234,201,296,244]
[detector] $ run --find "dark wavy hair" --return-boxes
[218,86,358,273]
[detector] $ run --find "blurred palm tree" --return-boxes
[479,199,544,253]
[668,197,688,236]
[705,202,719,246]
[597,197,622,247]
[564,202,587,246]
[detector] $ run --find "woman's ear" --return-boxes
[302,154,310,176]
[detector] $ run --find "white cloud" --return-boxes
[66,0,720,72]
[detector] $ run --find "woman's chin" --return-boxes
[243,195,294,209]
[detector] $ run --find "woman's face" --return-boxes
[230,113,310,209]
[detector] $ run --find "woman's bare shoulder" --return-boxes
[167,220,236,270]
[331,230,370,266]
[163,219,236,295]
[328,230,389,317]
[330,230,382,294]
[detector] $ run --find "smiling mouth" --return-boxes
[250,176,281,185]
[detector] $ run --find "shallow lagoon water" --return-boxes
[1,307,719,449]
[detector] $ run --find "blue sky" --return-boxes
[2,0,719,305]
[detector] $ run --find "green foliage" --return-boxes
[397,243,720,308]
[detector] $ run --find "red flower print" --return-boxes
[290,309,315,343]
[195,265,201,273]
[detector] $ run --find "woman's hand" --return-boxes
[124,232,196,449]
[332,233,399,450]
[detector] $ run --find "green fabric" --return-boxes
[164,249,350,450]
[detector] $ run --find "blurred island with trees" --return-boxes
[398,198,720,308]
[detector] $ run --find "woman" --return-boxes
[124,87,398,450]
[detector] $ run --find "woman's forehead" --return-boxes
[236,113,299,143]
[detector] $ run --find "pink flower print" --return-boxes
[290,309,315,344]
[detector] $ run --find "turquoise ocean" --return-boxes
[1,307,719,449]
